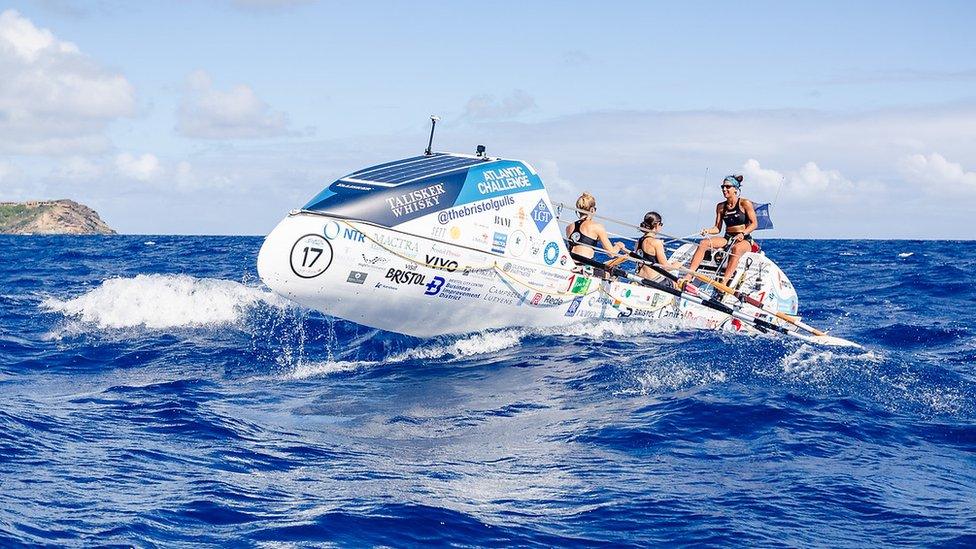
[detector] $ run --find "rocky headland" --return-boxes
[0,200,116,235]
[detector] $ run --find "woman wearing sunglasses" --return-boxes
[633,211,682,285]
[681,174,758,286]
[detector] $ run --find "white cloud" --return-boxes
[740,158,783,191]
[533,159,578,199]
[54,155,103,181]
[739,158,886,205]
[0,9,135,155]
[177,70,289,139]
[897,153,976,193]
[115,152,162,181]
[464,89,537,120]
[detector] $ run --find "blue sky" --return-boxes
[1,1,974,237]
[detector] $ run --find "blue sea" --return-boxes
[2,236,974,547]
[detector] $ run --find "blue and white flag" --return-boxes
[754,203,774,230]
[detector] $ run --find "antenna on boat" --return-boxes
[424,115,439,156]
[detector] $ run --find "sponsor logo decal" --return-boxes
[425,278,482,301]
[438,196,515,225]
[358,254,389,269]
[565,296,583,317]
[324,221,365,242]
[370,233,419,255]
[387,183,446,219]
[477,166,532,194]
[290,234,333,278]
[543,242,559,265]
[542,295,563,306]
[491,232,508,254]
[430,226,447,239]
[425,276,445,295]
[531,199,553,232]
[528,235,542,256]
[483,285,521,305]
[449,226,462,240]
[494,215,511,228]
[560,254,568,266]
[568,275,591,295]
[508,230,527,257]
[385,268,426,285]
[346,271,367,284]
[425,254,459,272]
[502,262,535,278]
[430,243,463,259]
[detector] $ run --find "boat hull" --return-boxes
[257,213,795,337]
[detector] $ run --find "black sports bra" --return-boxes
[634,235,653,262]
[722,199,749,229]
[570,220,600,248]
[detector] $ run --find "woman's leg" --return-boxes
[721,240,752,285]
[682,237,727,280]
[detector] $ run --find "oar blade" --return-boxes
[808,334,862,349]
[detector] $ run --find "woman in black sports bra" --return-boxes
[634,211,681,286]
[566,192,626,261]
[682,175,758,286]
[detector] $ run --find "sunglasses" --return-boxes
[720,185,736,190]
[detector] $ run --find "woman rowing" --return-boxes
[682,174,758,286]
[633,211,682,286]
[566,192,625,276]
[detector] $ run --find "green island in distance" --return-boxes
[0,200,116,235]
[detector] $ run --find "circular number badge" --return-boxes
[290,234,333,278]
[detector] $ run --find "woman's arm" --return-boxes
[702,204,723,235]
[652,239,678,270]
[597,225,625,254]
[732,199,759,242]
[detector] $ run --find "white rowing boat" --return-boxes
[257,146,857,347]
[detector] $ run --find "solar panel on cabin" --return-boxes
[344,154,484,185]
[358,155,479,184]
[376,156,480,184]
[347,155,429,177]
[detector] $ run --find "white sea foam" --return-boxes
[281,319,685,380]
[43,274,289,330]
[765,343,884,389]
[898,252,914,258]
[286,359,366,380]
[633,365,728,393]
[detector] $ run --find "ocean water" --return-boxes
[2,236,974,547]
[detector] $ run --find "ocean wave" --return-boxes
[281,318,687,380]
[42,274,289,330]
